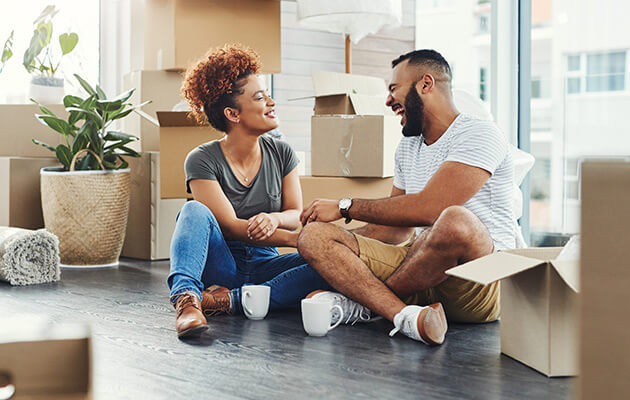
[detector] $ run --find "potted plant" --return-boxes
[33,74,150,267]
[24,5,79,104]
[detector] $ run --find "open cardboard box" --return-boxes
[0,317,91,400]
[293,71,394,116]
[121,70,184,152]
[0,157,59,230]
[307,71,400,178]
[131,0,281,73]
[446,247,579,377]
[121,152,186,260]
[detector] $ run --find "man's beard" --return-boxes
[401,83,424,137]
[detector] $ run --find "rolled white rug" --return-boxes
[0,227,60,286]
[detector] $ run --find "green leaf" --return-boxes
[0,30,14,74]
[110,88,135,104]
[32,139,56,152]
[73,74,97,97]
[95,99,123,112]
[109,108,133,121]
[37,22,53,48]
[65,106,103,128]
[104,139,133,152]
[102,160,118,169]
[89,127,102,154]
[63,94,82,108]
[117,146,140,157]
[117,159,129,170]
[59,32,78,55]
[36,114,71,136]
[72,131,89,153]
[75,153,93,170]
[104,131,138,142]
[23,28,47,72]
[31,98,55,116]
[33,5,58,26]
[95,85,107,100]
[55,144,72,169]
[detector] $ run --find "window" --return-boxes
[478,14,490,34]
[479,67,487,101]
[565,51,627,95]
[528,1,630,236]
[0,1,99,103]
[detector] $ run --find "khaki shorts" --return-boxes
[354,234,500,323]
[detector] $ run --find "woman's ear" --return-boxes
[224,107,240,124]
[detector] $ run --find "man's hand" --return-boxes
[247,213,279,241]
[300,199,342,226]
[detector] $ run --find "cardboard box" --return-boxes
[0,317,91,400]
[0,105,67,158]
[311,115,401,178]
[0,157,59,229]
[580,161,630,398]
[292,71,393,116]
[132,0,281,73]
[277,176,394,254]
[446,247,580,377]
[121,70,184,152]
[157,111,225,199]
[122,152,186,260]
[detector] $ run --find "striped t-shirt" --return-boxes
[394,113,516,250]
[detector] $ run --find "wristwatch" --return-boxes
[339,198,353,224]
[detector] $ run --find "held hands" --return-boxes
[247,213,280,241]
[300,199,342,226]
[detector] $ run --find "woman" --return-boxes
[167,45,332,338]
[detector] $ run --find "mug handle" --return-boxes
[243,291,253,316]
[328,305,344,331]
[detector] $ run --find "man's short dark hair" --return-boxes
[392,49,452,84]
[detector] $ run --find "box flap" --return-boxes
[550,259,580,292]
[445,251,546,285]
[349,94,394,115]
[156,111,200,127]
[312,71,386,97]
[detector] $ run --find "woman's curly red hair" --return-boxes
[181,44,262,130]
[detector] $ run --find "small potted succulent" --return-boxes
[33,74,150,267]
[24,5,79,104]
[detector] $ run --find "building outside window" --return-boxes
[566,50,626,95]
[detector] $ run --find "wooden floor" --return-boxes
[1,258,574,400]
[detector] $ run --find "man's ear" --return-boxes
[415,74,435,94]
[224,107,240,124]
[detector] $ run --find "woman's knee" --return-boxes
[177,201,219,227]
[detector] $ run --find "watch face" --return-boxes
[339,198,351,209]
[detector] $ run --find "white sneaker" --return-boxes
[389,303,448,345]
[305,290,378,325]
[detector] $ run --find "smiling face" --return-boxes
[229,74,278,134]
[386,60,426,137]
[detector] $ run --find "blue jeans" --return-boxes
[167,201,331,314]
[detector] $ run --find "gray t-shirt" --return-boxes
[184,135,299,220]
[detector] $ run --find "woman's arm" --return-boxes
[189,179,299,247]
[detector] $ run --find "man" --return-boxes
[297,49,515,346]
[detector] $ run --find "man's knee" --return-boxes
[297,222,332,259]
[430,206,488,250]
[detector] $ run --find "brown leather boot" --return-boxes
[174,293,208,338]
[201,285,233,317]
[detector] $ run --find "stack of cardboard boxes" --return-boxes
[0,105,63,230]
[119,0,281,260]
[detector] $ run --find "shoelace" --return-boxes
[388,307,414,337]
[176,295,200,317]
[333,294,372,325]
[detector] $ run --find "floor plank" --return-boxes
[0,258,574,400]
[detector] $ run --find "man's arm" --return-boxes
[350,186,414,244]
[300,161,491,227]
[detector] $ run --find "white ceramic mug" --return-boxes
[241,285,270,320]
[301,298,344,337]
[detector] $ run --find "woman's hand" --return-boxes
[247,213,280,241]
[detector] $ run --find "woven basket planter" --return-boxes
[40,165,131,267]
